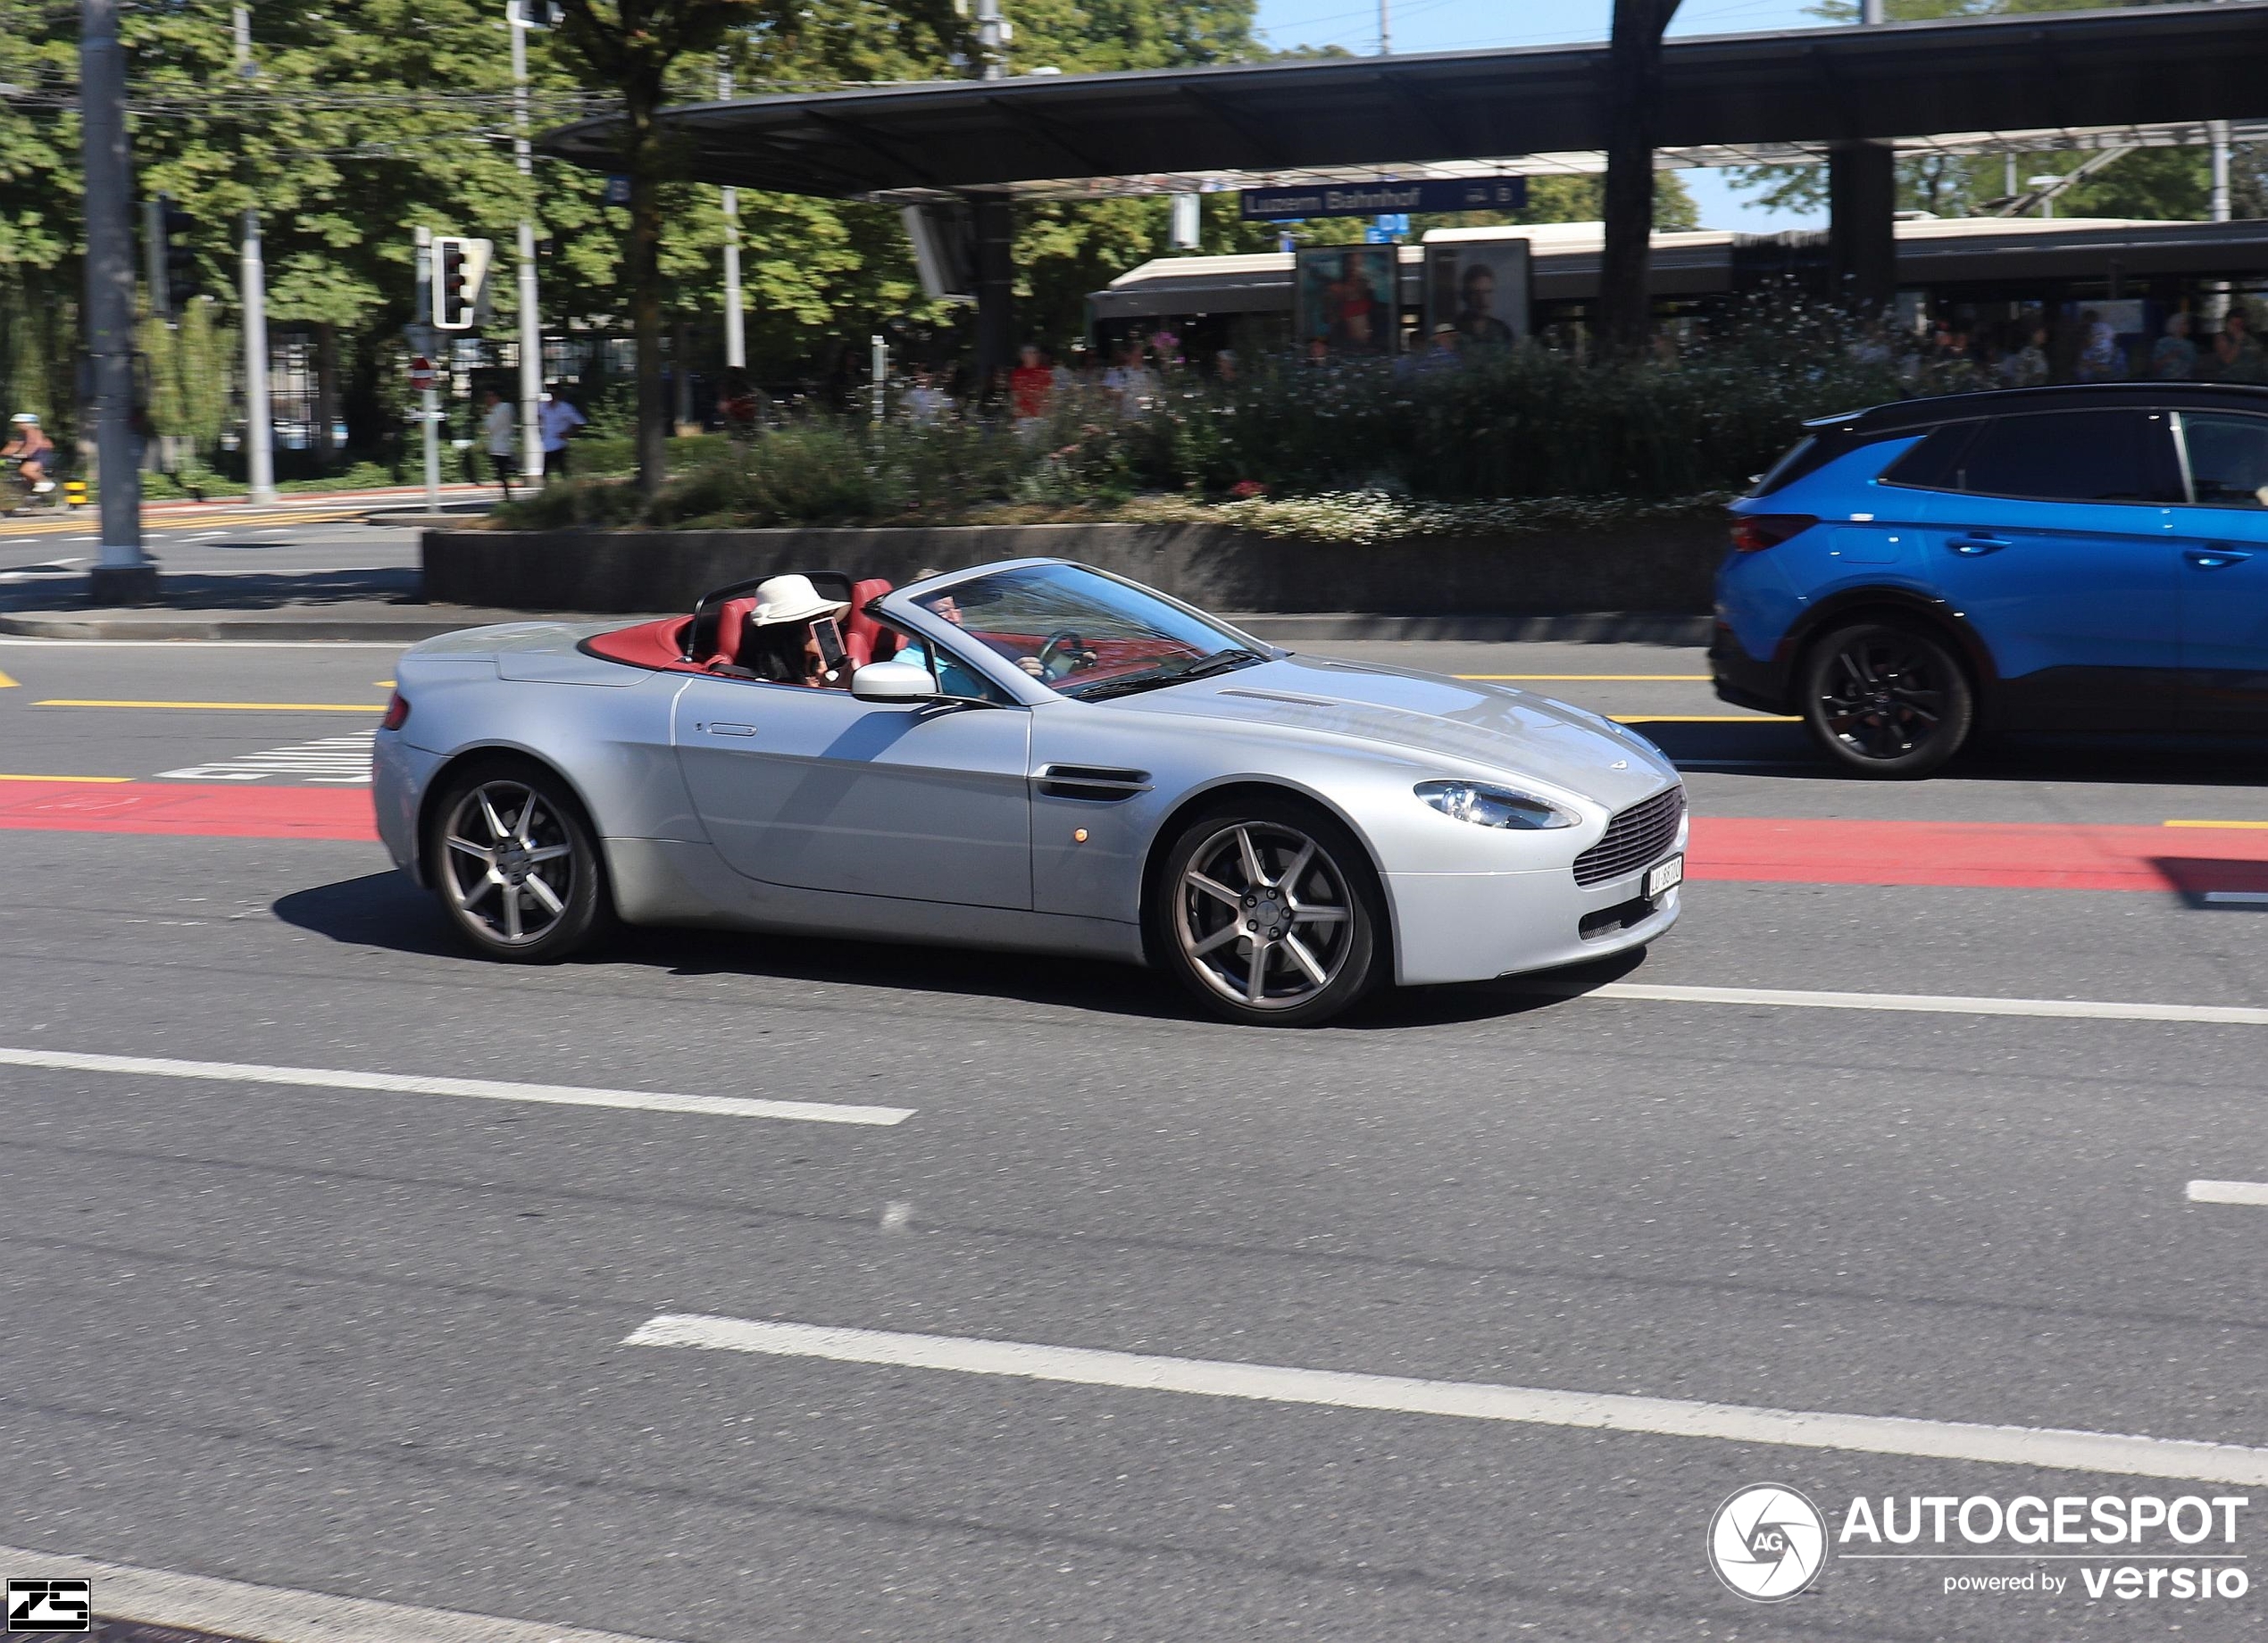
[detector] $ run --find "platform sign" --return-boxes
[1240,177,1527,221]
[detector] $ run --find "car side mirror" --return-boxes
[851,660,940,703]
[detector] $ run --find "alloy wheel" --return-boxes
[1816,634,1951,762]
[439,780,579,947]
[1173,821,1355,1011]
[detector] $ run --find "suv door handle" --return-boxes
[2185,547,2253,570]
[701,721,758,737]
[1947,534,2010,555]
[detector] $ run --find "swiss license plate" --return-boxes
[1645,855,1684,900]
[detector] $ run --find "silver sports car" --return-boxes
[372,559,1685,1025]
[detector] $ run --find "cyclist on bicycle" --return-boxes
[3,413,56,496]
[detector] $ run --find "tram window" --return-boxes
[2178,413,2268,508]
[1947,411,2164,504]
[1877,421,1980,492]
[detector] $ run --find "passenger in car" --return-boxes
[741,574,855,689]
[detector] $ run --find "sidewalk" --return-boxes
[0,565,1714,646]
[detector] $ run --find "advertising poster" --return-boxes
[1295,245,1401,355]
[1423,239,1531,352]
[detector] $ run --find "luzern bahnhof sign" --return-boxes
[1238,177,1530,221]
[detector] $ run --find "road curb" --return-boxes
[0,611,528,642]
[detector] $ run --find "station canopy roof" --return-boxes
[539,3,2268,202]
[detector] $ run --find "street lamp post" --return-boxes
[78,0,153,602]
[509,0,545,480]
[720,63,745,372]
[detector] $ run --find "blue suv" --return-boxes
[1714,383,2268,775]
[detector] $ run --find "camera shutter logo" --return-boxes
[6,1579,92,1633]
[1708,1485,1827,1602]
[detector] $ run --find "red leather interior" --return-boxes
[844,579,896,667]
[582,615,696,671]
[578,576,900,679]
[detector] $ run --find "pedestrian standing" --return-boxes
[538,382,586,481]
[480,388,517,501]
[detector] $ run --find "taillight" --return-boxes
[381,693,411,731]
[1730,513,1817,553]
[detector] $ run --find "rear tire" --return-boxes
[424,758,615,963]
[1800,621,1974,779]
[1147,795,1385,1027]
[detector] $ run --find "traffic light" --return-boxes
[431,235,495,331]
[142,194,198,320]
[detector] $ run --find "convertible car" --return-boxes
[371,560,1685,1025]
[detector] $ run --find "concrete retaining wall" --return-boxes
[421,518,1727,617]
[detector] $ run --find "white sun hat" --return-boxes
[748,573,849,627]
[10,413,38,425]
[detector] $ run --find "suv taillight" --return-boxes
[1730,513,1817,554]
[381,693,411,730]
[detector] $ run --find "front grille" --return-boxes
[1572,785,1686,888]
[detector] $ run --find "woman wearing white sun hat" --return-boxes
[738,573,855,688]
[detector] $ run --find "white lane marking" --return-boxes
[2202,890,2268,906]
[159,730,376,784]
[0,1543,681,1643]
[0,1047,912,1126]
[2189,1180,2268,1206]
[625,1314,2268,1486]
[1531,980,2268,1028]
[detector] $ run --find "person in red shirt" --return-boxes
[1009,344,1053,422]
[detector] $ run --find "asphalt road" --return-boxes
[2,630,2264,1642]
[0,496,437,579]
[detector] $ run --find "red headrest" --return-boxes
[843,578,896,667]
[705,596,761,670]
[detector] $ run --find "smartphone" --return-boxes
[811,614,847,672]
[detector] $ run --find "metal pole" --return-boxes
[79,0,151,600]
[416,227,440,512]
[2210,119,2232,223]
[240,211,277,505]
[870,333,886,422]
[975,0,1006,79]
[720,63,745,371]
[510,0,544,480]
[1860,0,1883,23]
[1380,0,1390,54]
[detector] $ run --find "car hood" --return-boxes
[1106,654,1678,808]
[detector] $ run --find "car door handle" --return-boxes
[1947,534,2010,555]
[2185,547,2254,570]
[700,721,758,737]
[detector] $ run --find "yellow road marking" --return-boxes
[374,680,396,688]
[0,668,16,688]
[2165,819,2268,830]
[1610,713,1801,723]
[0,505,373,537]
[0,772,131,783]
[1458,673,1714,681]
[34,698,382,713]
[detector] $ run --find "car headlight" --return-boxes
[1414,780,1575,830]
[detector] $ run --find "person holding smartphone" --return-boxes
[739,574,855,688]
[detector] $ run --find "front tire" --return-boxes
[1800,621,1974,779]
[424,759,614,962]
[1148,796,1384,1027]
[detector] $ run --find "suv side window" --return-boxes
[2175,412,2268,508]
[1946,410,2166,504]
[1877,421,1979,491]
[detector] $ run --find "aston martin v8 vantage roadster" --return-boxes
[372,560,1685,1025]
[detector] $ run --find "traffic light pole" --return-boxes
[415,227,442,513]
[240,210,278,505]
[510,0,544,480]
[79,0,154,602]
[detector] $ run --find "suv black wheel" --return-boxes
[424,759,616,962]
[1800,621,1975,778]
[1147,795,1385,1027]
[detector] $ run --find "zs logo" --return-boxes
[6,1579,92,1633]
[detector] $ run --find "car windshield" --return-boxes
[914,563,1266,699]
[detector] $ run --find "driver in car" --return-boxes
[741,574,855,689]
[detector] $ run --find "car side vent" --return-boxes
[1035,764,1152,802]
